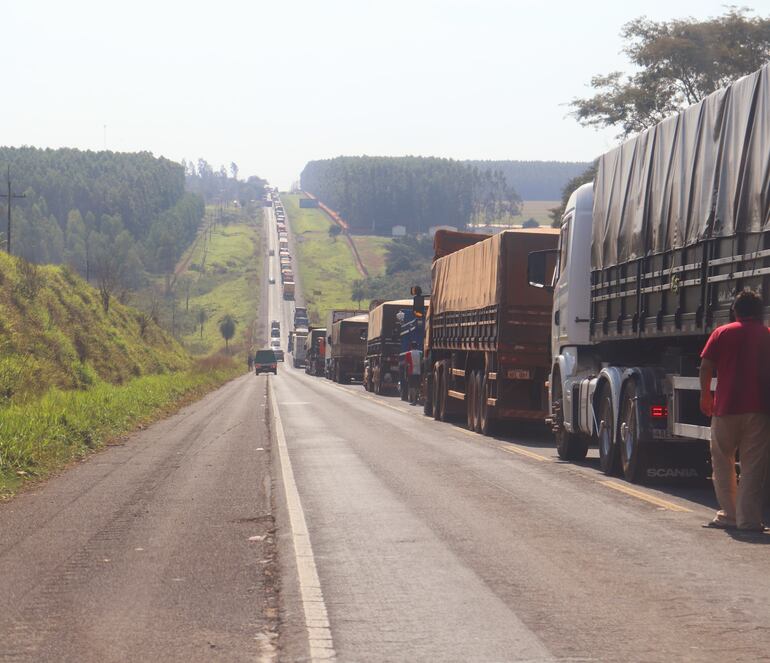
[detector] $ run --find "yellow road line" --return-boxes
[600,480,692,513]
[459,428,550,462]
[495,444,550,462]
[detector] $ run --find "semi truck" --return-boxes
[527,62,770,483]
[283,281,295,300]
[305,328,327,376]
[364,299,413,394]
[294,307,309,328]
[329,314,369,383]
[324,309,367,378]
[422,228,559,433]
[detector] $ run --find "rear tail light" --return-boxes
[650,405,668,419]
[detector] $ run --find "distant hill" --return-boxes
[0,252,189,404]
[466,160,592,201]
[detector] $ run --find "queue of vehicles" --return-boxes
[292,64,770,486]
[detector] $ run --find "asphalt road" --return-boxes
[0,374,278,663]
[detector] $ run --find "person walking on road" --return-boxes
[247,354,254,372]
[405,342,422,405]
[699,290,770,532]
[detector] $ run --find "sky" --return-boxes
[4,0,769,189]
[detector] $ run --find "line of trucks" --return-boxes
[295,63,770,485]
[271,196,295,301]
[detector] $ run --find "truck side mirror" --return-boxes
[360,330,368,341]
[528,249,557,292]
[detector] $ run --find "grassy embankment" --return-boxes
[0,223,254,496]
[176,207,263,355]
[281,194,389,325]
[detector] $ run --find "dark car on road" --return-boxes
[254,349,278,375]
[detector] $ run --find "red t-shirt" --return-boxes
[700,319,770,416]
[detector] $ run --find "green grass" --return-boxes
[282,194,389,325]
[133,207,263,358]
[353,236,391,275]
[0,252,189,404]
[179,216,262,356]
[0,356,242,496]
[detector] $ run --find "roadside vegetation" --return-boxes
[0,355,240,496]
[282,194,387,324]
[132,205,263,357]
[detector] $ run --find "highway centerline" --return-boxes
[268,378,336,662]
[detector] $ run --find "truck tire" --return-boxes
[598,382,621,475]
[466,370,477,431]
[552,376,588,461]
[433,363,445,421]
[474,371,485,433]
[334,363,341,383]
[479,373,496,436]
[400,369,408,401]
[618,379,648,483]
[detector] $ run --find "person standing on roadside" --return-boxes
[699,290,770,532]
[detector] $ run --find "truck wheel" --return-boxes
[598,382,621,475]
[334,363,341,383]
[619,380,648,483]
[423,374,433,417]
[400,370,408,401]
[473,371,485,433]
[479,373,496,436]
[433,363,444,421]
[552,380,588,461]
[466,370,477,431]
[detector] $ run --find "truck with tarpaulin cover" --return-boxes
[292,329,308,368]
[364,299,415,394]
[324,309,367,378]
[421,228,558,432]
[329,314,369,383]
[526,62,770,484]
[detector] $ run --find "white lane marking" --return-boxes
[268,379,336,662]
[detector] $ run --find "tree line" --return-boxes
[1,147,204,291]
[300,156,520,234]
[184,158,267,206]
[465,161,591,201]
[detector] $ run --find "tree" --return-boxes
[570,8,770,137]
[197,308,207,339]
[550,162,597,226]
[328,224,342,241]
[351,279,366,309]
[522,218,539,228]
[219,314,236,352]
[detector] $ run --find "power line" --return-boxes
[0,166,25,255]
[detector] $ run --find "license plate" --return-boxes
[507,369,531,380]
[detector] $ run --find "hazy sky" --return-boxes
[4,0,768,189]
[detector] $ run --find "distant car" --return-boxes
[273,349,285,362]
[268,248,275,256]
[254,349,277,375]
[270,339,284,361]
[269,275,275,284]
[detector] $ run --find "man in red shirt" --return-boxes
[700,290,770,531]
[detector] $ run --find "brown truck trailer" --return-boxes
[329,313,369,383]
[423,228,558,433]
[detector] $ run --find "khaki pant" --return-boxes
[711,413,770,529]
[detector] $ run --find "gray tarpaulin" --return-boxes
[592,63,770,270]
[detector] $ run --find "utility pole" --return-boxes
[1,167,26,254]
